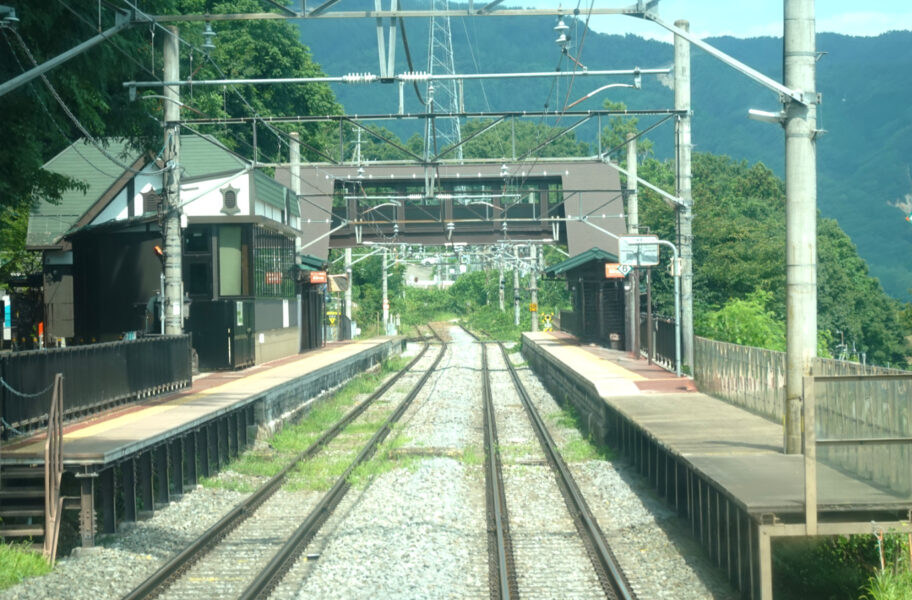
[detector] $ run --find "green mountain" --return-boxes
[297,14,912,300]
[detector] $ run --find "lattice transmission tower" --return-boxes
[425,0,463,162]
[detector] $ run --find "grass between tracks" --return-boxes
[201,355,409,493]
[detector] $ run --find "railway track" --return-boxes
[124,324,634,599]
[123,330,446,600]
[471,325,635,600]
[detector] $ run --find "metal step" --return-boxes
[0,467,44,480]
[0,487,44,500]
[0,507,44,518]
[0,524,45,537]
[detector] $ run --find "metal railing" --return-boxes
[0,335,192,438]
[639,314,677,371]
[44,374,64,563]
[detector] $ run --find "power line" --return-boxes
[2,26,167,176]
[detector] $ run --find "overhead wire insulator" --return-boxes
[343,73,378,84]
[399,71,430,82]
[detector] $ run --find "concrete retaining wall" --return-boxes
[252,338,403,438]
[521,337,611,442]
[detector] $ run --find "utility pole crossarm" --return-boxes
[642,14,812,105]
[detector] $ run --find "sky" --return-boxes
[524,1,912,41]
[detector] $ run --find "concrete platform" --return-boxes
[523,331,909,514]
[2,337,401,467]
[522,331,912,600]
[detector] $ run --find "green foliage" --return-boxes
[861,569,912,600]
[0,2,168,279]
[698,290,785,351]
[638,152,911,366]
[0,543,51,590]
[461,304,523,342]
[774,537,871,600]
[180,0,342,162]
[345,252,407,329]
[775,534,912,600]
[460,118,590,159]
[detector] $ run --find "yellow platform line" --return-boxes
[59,340,384,442]
[537,332,646,381]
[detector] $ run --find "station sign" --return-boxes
[605,263,628,279]
[265,271,283,285]
[618,235,660,267]
[309,271,327,284]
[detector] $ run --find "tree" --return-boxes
[179,0,342,162]
[0,0,342,282]
[697,290,785,351]
[637,152,911,366]
[0,1,170,281]
[460,118,589,159]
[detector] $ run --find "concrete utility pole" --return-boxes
[626,132,639,354]
[290,133,303,341]
[382,247,389,334]
[290,132,301,198]
[674,19,694,372]
[784,0,817,454]
[498,248,505,311]
[530,244,538,332]
[344,248,353,327]
[162,27,183,335]
[513,245,520,326]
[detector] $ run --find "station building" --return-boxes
[25,134,327,369]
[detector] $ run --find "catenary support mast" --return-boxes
[162,26,183,335]
[784,0,817,454]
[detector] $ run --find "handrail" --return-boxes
[43,374,64,564]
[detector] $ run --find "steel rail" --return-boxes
[239,328,448,599]
[498,342,636,600]
[480,342,517,599]
[122,341,430,600]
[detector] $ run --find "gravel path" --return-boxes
[275,325,489,599]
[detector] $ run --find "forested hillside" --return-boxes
[297,10,912,300]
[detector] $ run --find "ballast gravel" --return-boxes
[2,331,739,599]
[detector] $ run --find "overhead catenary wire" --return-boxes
[118,0,364,205]
[2,26,168,176]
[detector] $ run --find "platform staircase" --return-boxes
[0,375,66,563]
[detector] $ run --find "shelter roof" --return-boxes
[543,247,618,276]
[26,139,141,248]
[27,135,252,249]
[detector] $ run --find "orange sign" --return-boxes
[309,270,327,284]
[265,272,283,285]
[605,263,626,279]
